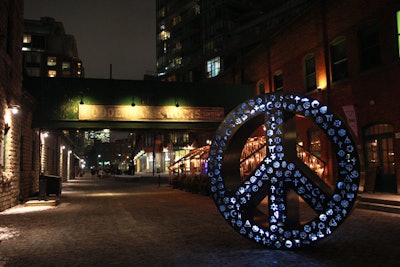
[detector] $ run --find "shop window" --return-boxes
[359,23,380,71]
[273,72,283,91]
[363,123,396,192]
[47,57,57,66]
[330,39,348,82]
[364,123,393,136]
[206,56,221,78]
[304,55,316,91]
[364,123,394,171]
[308,129,321,158]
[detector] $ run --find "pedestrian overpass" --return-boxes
[24,77,254,176]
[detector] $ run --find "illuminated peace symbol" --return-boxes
[208,92,360,249]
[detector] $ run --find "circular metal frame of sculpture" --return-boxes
[208,92,360,249]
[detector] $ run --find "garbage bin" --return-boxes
[39,177,47,200]
[40,175,62,196]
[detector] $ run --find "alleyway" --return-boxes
[0,175,399,266]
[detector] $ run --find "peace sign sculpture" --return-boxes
[208,92,360,249]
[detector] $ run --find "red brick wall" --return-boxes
[217,0,400,191]
[0,0,26,211]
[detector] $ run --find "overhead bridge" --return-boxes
[24,77,254,130]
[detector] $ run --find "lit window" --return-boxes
[304,55,316,91]
[23,34,31,43]
[273,72,283,91]
[397,10,400,57]
[22,34,32,51]
[160,30,170,41]
[47,57,57,66]
[308,129,321,158]
[194,4,200,15]
[159,8,166,18]
[62,62,71,70]
[48,70,57,77]
[206,57,221,78]
[330,39,348,82]
[173,57,182,66]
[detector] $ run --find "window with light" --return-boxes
[397,10,400,57]
[47,57,57,66]
[48,70,57,77]
[206,57,221,78]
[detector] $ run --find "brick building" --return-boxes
[158,0,400,194]
[0,0,40,211]
[252,0,400,194]
[23,17,84,78]
[224,0,400,193]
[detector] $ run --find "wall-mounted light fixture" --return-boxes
[8,104,20,114]
[317,86,322,92]
[131,96,135,107]
[175,97,180,107]
[4,105,19,134]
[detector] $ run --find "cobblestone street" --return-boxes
[0,176,399,267]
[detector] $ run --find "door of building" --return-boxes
[364,124,397,193]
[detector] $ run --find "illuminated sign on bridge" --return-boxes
[78,105,224,122]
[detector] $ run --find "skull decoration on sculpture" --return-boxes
[208,92,360,249]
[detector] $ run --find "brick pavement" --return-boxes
[0,175,399,267]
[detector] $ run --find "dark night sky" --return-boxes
[24,0,156,80]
